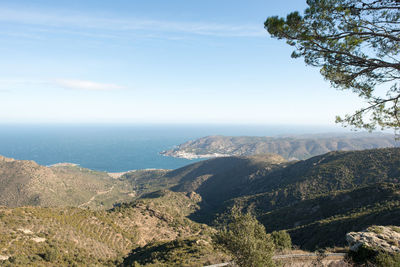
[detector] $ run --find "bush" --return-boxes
[348,245,378,264]
[270,230,292,251]
[348,245,400,266]
[41,247,59,262]
[375,252,400,267]
[213,209,275,267]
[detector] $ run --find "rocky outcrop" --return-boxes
[346,226,400,254]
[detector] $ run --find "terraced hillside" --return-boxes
[0,190,217,266]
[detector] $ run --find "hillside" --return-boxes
[161,133,397,160]
[0,156,134,209]
[158,148,399,217]
[259,183,400,249]
[159,147,400,249]
[237,147,400,210]
[168,154,286,213]
[0,190,222,266]
[1,147,400,254]
[121,169,172,198]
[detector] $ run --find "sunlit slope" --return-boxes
[161,133,397,160]
[0,156,133,209]
[0,190,212,266]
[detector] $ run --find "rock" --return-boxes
[17,228,33,234]
[346,226,400,254]
[187,191,202,202]
[31,237,46,243]
[0,255,9,261]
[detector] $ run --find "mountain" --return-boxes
[233,147,400,211]
[158,147,400,249]
[1,147,400,256]
[160,148,399,214]
[123,154,286,215]
[259,183,400,249]
[161,133,398,160]
[168,154,286,212]
[0,155,134,209]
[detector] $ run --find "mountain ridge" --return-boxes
[161,133,398,160]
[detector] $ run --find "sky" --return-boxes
[0,0,365,125]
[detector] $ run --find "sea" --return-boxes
[0,124,345,172]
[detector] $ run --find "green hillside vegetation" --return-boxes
[160,148,399,218]
[158,148,400,249]
[121,237,229,267]
[259,183,400,249]
[0,190,219,266]
[161,133,397,160]
[169,154,285,206]
[233,148,400,212]
[121,169,174,197]
[213,210,275,267]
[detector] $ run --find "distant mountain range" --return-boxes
[160,133,398,160]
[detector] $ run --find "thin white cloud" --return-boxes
[0,6,265,38]
[55,79,124,91]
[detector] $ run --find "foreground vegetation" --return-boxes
[0,190,218,266]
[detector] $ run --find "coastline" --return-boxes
[160,151,232,160]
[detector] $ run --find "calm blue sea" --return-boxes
[0,124,342,172]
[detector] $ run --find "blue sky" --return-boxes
[0,0,364,125]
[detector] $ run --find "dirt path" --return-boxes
[273,252,346,259]
[204,253,347,267]
[78,185,115,208]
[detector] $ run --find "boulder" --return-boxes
[346,226,400,254]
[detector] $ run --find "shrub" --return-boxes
[375,252,400,267]
[213,209,275,267]
[347,245,400,266]
[270,230,292,251]
[41,247,59,262]
[348,245,377,264]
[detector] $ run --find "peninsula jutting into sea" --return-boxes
[161,133,398,160]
